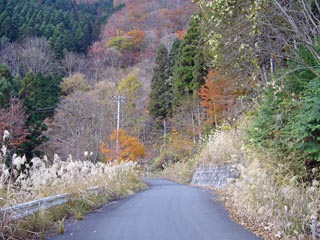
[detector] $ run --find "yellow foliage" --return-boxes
[60,73,90,96]
[167,129,195,158]
[117,74,141,99]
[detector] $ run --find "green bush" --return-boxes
[249,41,320,176]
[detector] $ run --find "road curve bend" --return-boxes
[49,178,260,240]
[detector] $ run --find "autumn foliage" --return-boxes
[93,0,196,63]
[0,98,29,147]
[100,129,145,162]
[167,129,195,158]
[199,71,238,126]
[125,30,146,46]
[177,29,187,40]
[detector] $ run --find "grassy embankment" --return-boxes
[161,117,320,239]
[0,158,147,240]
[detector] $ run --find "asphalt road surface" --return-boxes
[48,179,261,240]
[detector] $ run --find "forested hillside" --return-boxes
[0,0,196,162]
[1,0,320,238]
[159,1,320,239]
[0,0,119,57]
[91,0,195,65]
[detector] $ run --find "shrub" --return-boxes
[249,41,320,175]
[160,158,196,184]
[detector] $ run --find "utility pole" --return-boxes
[163,118,167,151]
[270,57,275,76]
[112,96,125,160]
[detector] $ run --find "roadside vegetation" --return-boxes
[0,152,146,240]
[0,1,195,239]
[159,0,320,239]
[1,0,320,239]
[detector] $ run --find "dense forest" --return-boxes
[0,0,196,162]
[0,0,118,160]
[1,0,320,176]
[1,0,320,238]
[0,0,119,57]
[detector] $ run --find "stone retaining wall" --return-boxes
[191,164,239,188]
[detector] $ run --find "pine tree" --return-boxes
[18,71,61,158]
[167,39,181,78]
[173,15,206,105]
[148,44,173,125]
[20,71,61,124]
[0,64,18,108]
[0,0,116,56]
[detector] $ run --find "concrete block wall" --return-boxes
[191,164,239,188]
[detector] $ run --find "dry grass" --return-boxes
[0,155,147,240]
[160,159,196,184]
[192,120,320,239]
[160,126,243,184]
[227,153,320,239]
[196,127,244,165]
[0,156,140,207]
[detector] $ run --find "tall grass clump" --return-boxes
[196,127,244,165]
[194,117,320,239]
[0,154,144,207]
[226,146,320,239]
[0,153,146,239]
[160,126,243,183]
[228,42,320,238]
[160,158,196,184]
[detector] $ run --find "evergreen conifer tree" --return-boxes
[168,39,181,78]
[173,15,206,105]
[0,64,18,108]
[18,71,61,157]
[148,44,173,125]
[20,71,61,124]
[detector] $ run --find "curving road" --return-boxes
[48,179,261,240]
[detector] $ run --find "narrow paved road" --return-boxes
[49,179,260,240]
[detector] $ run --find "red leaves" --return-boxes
[199,71,238,126]
[177,29,187,40]
[0,98,28,146]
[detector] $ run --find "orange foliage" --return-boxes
[177,29,187,40]
[199,71,238,126]
[100,129,145,162]
[125,30,146,45]
[99,141,109,155]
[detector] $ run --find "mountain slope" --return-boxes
[90,0,196,66]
